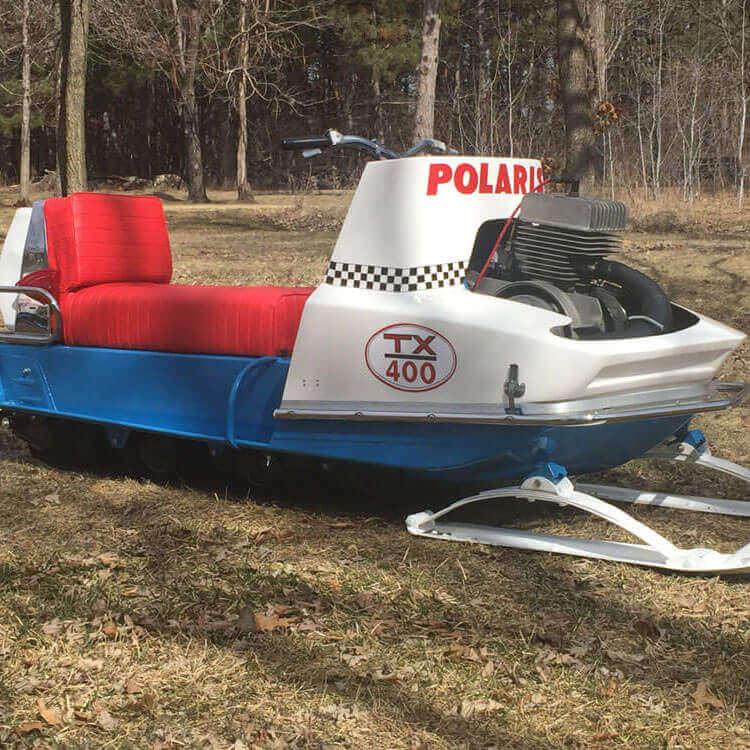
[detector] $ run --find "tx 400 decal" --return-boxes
[365,324,457,392]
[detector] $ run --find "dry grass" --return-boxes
[0,185,747,748]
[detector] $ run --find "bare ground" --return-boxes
[0,186,747,748]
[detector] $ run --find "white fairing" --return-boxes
[281,156,745,416]
[0,163,740,412]
[331,156,543,268]
[0,208,32,330]
[284,285,742,409]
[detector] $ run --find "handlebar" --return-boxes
[281,129,455,160]
[281,135,333,151]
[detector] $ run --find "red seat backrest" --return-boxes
[44,193,172,293]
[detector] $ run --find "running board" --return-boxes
[406,442,750,573]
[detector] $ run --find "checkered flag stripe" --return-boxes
[325,260,467,292]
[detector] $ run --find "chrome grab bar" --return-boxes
[0,286,61,345]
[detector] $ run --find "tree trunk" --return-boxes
[372,69,385,145]
[589,0,606,184]
[413,0,441,143]
[20,0,31,205]
[57,0,89,196]
[590,0,606,103]
[474,0,487,152]
[236,0,255,202]
[174,2,208,203]
[738,0,747,206]
[557,0,595,189]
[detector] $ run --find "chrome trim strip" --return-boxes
[0,286,61,345]
[274,381,747,427]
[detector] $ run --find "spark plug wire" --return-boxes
[471,177,553,291]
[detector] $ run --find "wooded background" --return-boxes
[0,0,748,203]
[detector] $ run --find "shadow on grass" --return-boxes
[1,442,749,745]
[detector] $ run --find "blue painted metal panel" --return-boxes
[0,343,285,445]
[267,414,690,481]
[0,343,690,482]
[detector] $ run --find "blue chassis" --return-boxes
[0,343,689,482]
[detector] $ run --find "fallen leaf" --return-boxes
[44,492,60,504]
[532,621,566,649]
[633,619,661,640]
[340,645,373,668]
[253,611,294,632]
[433,590,458,605]
[445,644,488,663]
[79,658,104,671]
[37,698,63,727]
[693,681,724,710]
[97,553,119,568]
[306,560,338,574]
[102,624,118,637]
[535,663,551,682]
[606,649,646,665]
[319,703,362,723]
[355,592,377,610]
[235,607,254,633]
[97,708,117,730]
[294,617,320,632]
[202,618,232,632]
[18,677,46,694]
[14,721,44,735]
[269,604,295,616]
[459,698,503,718]
[371,669,402,682]
[599,678,618,697]
[42,618,63,636]
[125,676,142,695]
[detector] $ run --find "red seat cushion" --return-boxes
[39,192,313,357]
[44,193,172,293]
[61,283,314,357]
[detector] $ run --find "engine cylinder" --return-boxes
[508,193,627,288]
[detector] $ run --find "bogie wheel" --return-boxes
[124,433,178,481]
[11,415,109,469]
[234,449,285,491]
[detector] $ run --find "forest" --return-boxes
[0,0,748,203]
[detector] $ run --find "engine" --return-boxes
[470,192,674,339]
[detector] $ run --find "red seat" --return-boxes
[34,193,314,357]
[61,283,313,357]
[44,193,173,292]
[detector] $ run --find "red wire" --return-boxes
[471,178,553,291]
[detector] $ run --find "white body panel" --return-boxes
[282,155,745,415]
[0,208,31,330]
[282,285,743,410]
[331,156,543,268]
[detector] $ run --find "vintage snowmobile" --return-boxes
[0,129,748,573]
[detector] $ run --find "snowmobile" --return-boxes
[0,129,747,573]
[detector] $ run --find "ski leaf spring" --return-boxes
[406,431,750,574]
